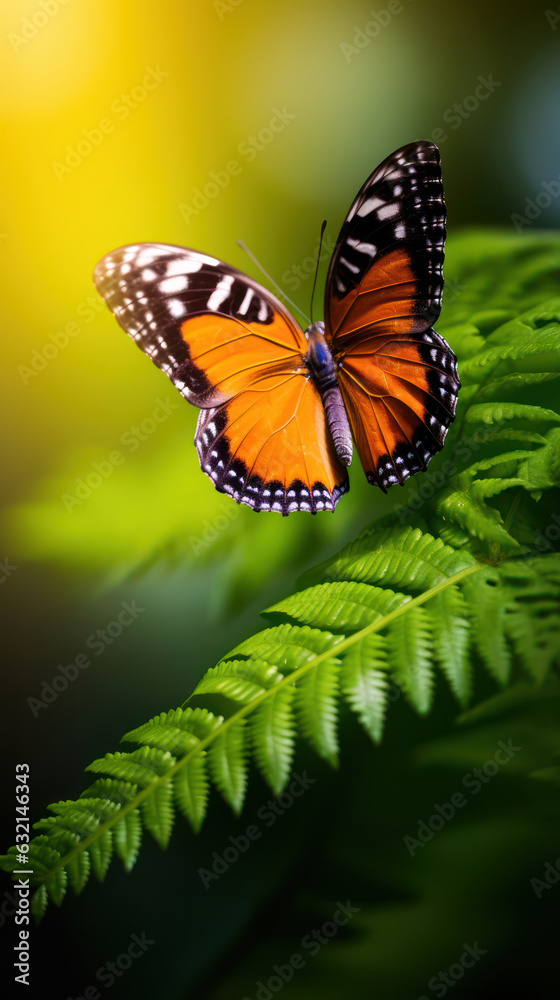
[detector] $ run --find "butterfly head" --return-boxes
[304,321,336,381]
[304,321,328,363]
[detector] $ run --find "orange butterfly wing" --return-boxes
[94,244,348,513]
[196,371,347,513]
[325,142,460,490]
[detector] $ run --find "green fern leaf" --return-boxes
[174,755,209,833]
[341,633,389,743]
[434,521,472,549]
[66,848,91,895]
[462,569,512,684]
[44,867,67,907]
[469,477,526,501]
[192,659,280,704]
[388,606,434,714]
[436,488,520,551]
[113,810,142,872]
[30,884,48,923]
[209,720,247,814]
[251,686,296,794]
[517,427,560,490]
[427,586,471,705]
[123,708,210,754]
[265,580,408,632]
[141,780,174,848]
[86,747,176,787]
[81,778,138,807]
[464,401,560,427]
[459,315,560,385]
[296,659,340,765]
[500,557,560,682]
[458,449,536,482]
[229,623,338,671]
[302,525,476,591]
[19,836,69,906]
[88,830,113,881]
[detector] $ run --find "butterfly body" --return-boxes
[304,321,353,467]
[94,140,460,515]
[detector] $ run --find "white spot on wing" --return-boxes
[168,298,185,318]
[377,203,399,220]
[136,247,170,267]
[358,195,384,217]
[346,237,376,257]
[166,258,202,276]
[208,275,234,311]
[160,275,188,294]
[238,288,253,315]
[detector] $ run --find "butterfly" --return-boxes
[94,140,459,515]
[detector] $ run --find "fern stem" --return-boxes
[32,563,480,885]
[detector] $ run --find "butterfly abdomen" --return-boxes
[305,322,353,467]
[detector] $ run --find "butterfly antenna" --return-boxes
[309,220,327,325]
[236,239,310,324]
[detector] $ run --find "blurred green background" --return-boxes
[1,0,560,997]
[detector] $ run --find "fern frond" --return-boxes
[436,489,520,551]
[301,525,475,591]
[464,401,560,427]
[192,659,281,704]
[264,581,409,632]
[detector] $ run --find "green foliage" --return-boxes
[3,231,560,919]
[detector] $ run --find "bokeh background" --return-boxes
[1,0,560,997]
